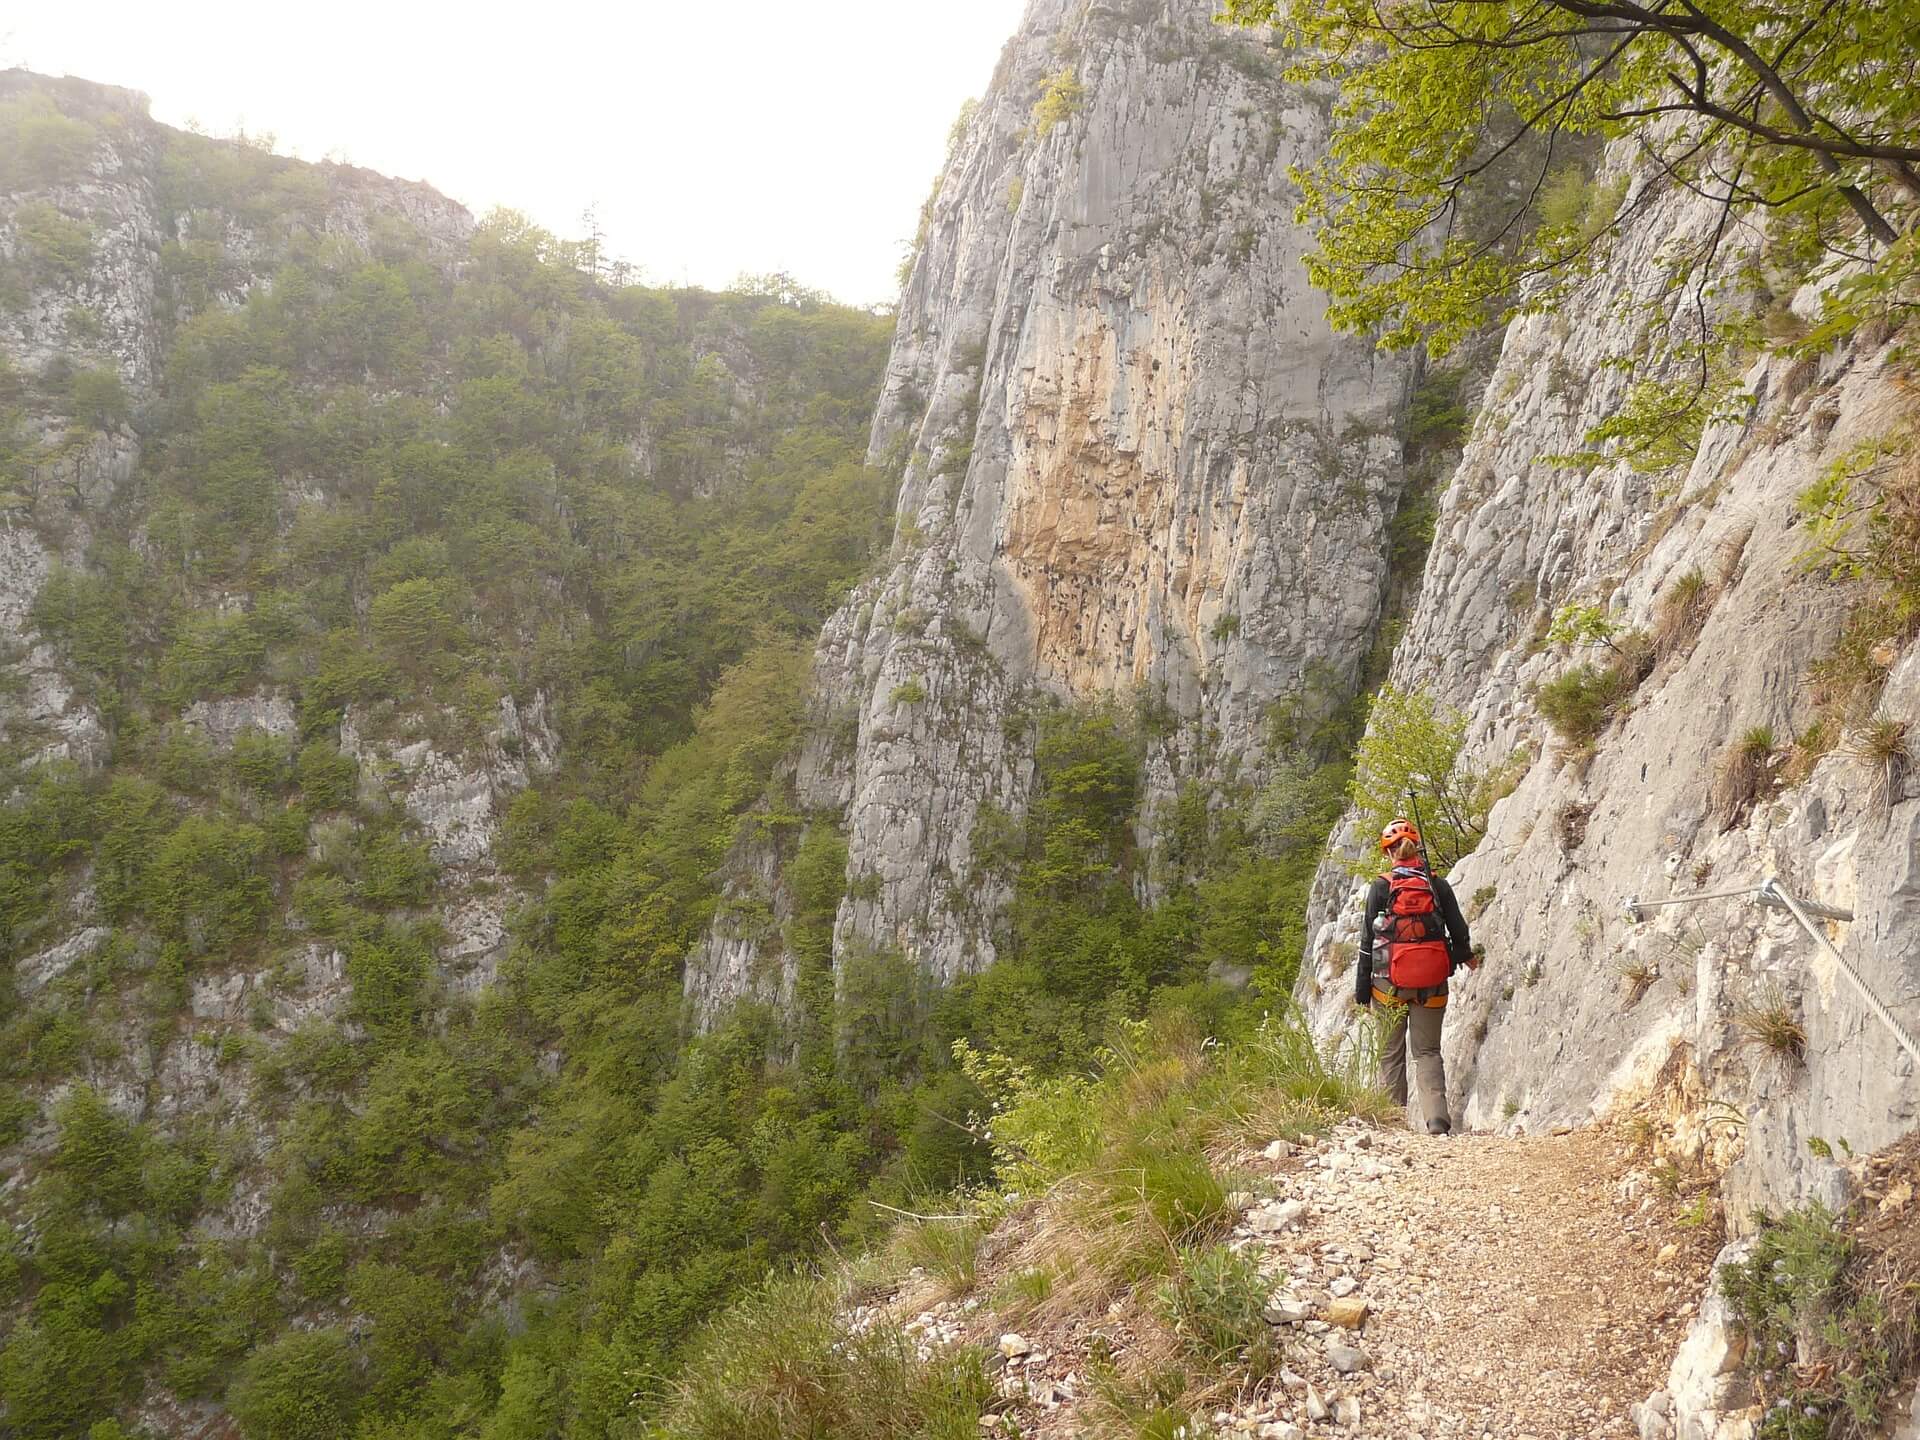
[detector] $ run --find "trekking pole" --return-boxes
[1405,788,1432,870]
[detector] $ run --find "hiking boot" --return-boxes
[1426,1117,1451,1136]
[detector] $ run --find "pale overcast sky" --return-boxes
[2,0,1028,307]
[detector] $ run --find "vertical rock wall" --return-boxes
[686,0,1411,1015]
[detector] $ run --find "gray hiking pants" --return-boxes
[1379,1001,1447,1130]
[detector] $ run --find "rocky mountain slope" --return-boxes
[5,0,1918,1428]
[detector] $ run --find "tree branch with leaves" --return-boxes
[1223,0,1918,386]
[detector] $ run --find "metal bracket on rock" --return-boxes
[1621,877,1920,1071]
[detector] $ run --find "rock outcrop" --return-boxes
[686,0,1411,1014]
[1295,141,1919,1226]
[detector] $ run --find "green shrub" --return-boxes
[370,576,462,662]
[1533,653,1645,746]
[64,368,128,431]
[159,609,269,700]
[1721,1204,1914,1439]
[0,1311,131,1440]
[352,829,435,910]
[346,929,431,1035]
[296,741,359,809]
[0,766,96,960]
[147,816,271,956]
[12,202,93,289]
[1031,69,1085,138]
[0,93,99,188]
[291,870,354,936]
[1405,366,1469,461]
[228,729,294,795]
[30,566,134,689]
[48,1087,146,1217]
[1349,685,1509,869]
[661,1270,991,1440]
[1157,1243,1281,1381]
[225,1328,361,1440]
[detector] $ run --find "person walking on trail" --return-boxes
[1355,819,1475,1135]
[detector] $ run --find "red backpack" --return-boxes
[1382,866,1452,989]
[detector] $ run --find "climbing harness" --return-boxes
[1623,877,1920,1069]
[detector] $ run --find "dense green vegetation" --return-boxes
[0,79,921,1439]
[660,1010,1386,1440]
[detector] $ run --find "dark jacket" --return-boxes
[1354,865,1472,1005]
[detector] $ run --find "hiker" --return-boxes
[1354,819,1475,1134]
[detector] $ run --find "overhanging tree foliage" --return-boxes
[1223,0,1919,392]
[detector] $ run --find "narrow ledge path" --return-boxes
[890,1121,1720,1440]
[1227,1122,1716,1440]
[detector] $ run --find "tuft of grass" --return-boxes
[1622,1114,1658,1152]
[1734,984,1808,1061]
[1845,714,1911,806]
[962,1008,1384,1394]
[1082,1354,1193,1440]
[1675,1192,1715,1229]
[1653,1159,1684,1199]
[1653,567,1715,660]
[1711,725,1778,829]
[662,1269,993,1440]
[894,1216,987,1298]
[1715,524,1756,587]
[995,1263,1057,1320]
[1534,637,1651,747]
[1783,718,1839,785]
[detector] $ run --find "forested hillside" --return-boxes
[0,70,934,1438]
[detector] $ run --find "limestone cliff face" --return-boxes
[1295,143,1919,1243]
[686,0,1410,1015]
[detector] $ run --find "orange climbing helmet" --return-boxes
[1379,819,1421,854]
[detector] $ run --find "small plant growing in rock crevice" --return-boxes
[1154,1242,1282,1386]
[1533,635,1652,749]
[894,1216,987,1299]
[1782,718,1839,786]
[1030,68,1085,138]
[1734,982,1807,1062]
[1710,725,1779,830]
[1720,1193,1919,1440]
[1615,956,1657,1007]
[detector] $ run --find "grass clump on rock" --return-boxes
[1710,725,1779,830]
[1652,567,1715,661]
[1534,658,1639,746]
